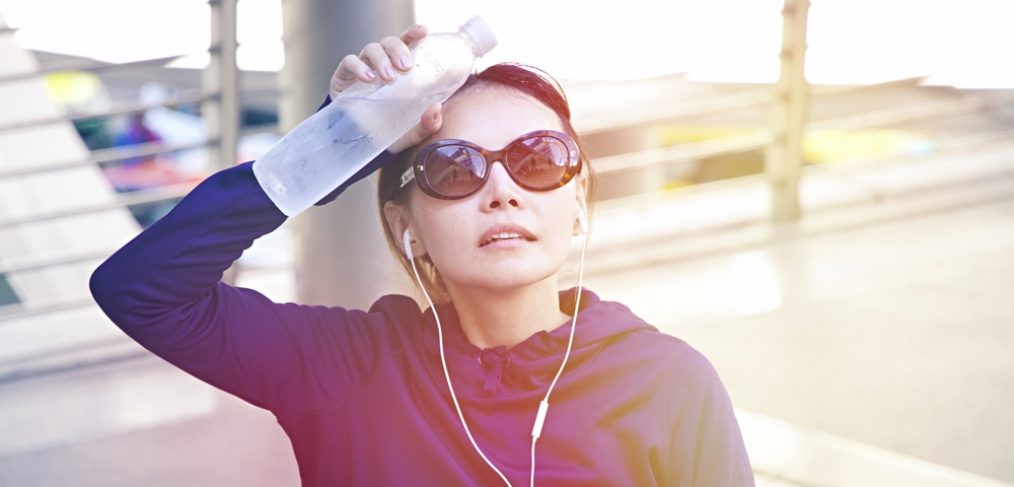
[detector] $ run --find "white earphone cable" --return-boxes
[530,222,587,487]
[402,204,588,487]
[405,230,514,487]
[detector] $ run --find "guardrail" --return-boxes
[2,2,1012,379]
[0,2,239,333]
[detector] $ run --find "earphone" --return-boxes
[401,203,589,487]
[402,228,413,258]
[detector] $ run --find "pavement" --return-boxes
[2,143,1013,486]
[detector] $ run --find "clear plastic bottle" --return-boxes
[252,16,498,216]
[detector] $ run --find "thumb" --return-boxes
[389,102,442,154]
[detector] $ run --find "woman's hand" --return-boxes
[329,23,443,154]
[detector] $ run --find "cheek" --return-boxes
[539,194,580,249]
[416,207,470,259]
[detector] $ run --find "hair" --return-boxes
[376,63,596,303]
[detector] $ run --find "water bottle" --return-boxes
[253,16,498,216]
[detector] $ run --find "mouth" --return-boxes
[478,224,538,248]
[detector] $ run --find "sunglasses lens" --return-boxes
[506,136,572,189]
[424,145,487,197]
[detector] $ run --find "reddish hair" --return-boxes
[376,63,595,302]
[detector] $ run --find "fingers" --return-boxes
[421,102,443,133]
[380,35,414,73]
[359,42,397,82]
[331,54,377,96]
[330,23,428,97]
[358,24,427,81]
[400,23,427,45]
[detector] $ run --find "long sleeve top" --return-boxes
[89,107,754,487]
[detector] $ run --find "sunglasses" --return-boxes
[398,130,582,200]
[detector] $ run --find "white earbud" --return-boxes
[399,207,589,487]
[402,228,414,260]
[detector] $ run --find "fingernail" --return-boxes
[400,55,412,69]
[364,69,376,80]
[383,66,395,79]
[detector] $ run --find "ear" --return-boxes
[383,201,427,259]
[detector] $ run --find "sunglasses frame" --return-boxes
[398,129,582,200]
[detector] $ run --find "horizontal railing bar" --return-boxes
[593,92,1012,176]
[810,94,1014,131]
[575,77,929,136]
[0,54,186,85]
[0,298,98,323]
[594,132,772,175]
[0,139,218,179]
[0,250,109,275]
[0,90,219,133]
[804,128,1014,176]
[0,119,277,180]
[576,87,769,135]
[808,76,928,96]
[90,138,218,165]
[0,182,193,231]
[240,122,280,136]
[0,120,278,180]
[0,347,149,384]
[0,41,222,85]
[0,337,130,367]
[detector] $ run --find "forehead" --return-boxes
[427,86,564,149]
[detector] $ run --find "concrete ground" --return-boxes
[2,144,1013,485]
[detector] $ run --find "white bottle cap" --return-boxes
[460,15,497,57]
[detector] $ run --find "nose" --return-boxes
[482,160,523,210]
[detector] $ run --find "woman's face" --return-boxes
[393,86,586,294]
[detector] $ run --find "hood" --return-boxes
[420,287,657,396]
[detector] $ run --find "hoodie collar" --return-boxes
[419,287,655,396]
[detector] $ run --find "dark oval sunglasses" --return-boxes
[398,130,582,200]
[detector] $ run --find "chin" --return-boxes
[463,264,559,291]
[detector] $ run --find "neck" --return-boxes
[443,276,572,350]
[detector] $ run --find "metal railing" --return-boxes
[2,2,1013,380]
[2,79,1011,326]
[0,1,241,328]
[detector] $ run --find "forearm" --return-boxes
[90,161,287,313]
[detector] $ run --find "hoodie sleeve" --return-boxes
[661,346,756,486]
[89,125,396,415]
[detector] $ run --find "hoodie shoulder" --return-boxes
[658,340,755,485]
[369,293,422,316]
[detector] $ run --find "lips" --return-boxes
[478,223,537,247]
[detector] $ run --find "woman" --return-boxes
[90,23,754,486]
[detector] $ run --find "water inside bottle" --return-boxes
[294,90,451,190]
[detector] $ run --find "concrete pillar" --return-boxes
[766,0,810,222]
[279,0,415,308]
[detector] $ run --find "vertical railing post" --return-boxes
[203,0,240,283]
[766,0,810,223]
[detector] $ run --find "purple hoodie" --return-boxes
[90,160,754,486]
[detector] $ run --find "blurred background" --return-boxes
[1,0,1013,485]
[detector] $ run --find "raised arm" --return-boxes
[88,160,392,414]
[90,23,443,416]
